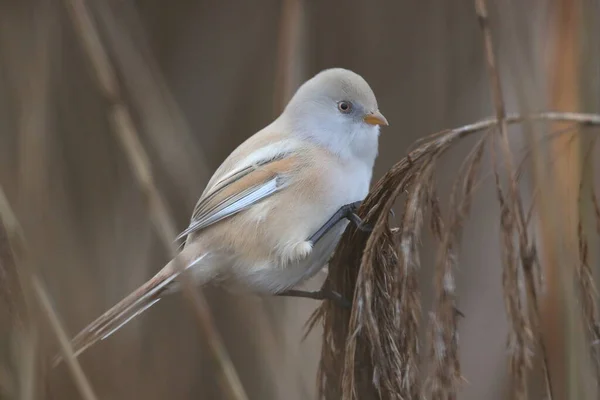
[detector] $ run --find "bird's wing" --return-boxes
[175,149,298,241]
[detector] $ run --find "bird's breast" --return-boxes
[322,159,372,206]
[213,149,374,294]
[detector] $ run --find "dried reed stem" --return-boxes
[396,162,436,398]
[109,108,248,400]
[576,139,600,382]
[273,0,303,114]
[10,4,66,398]
[577,217,600,376]
[91,0,212,199]
[546,1,595,398]
[30,276,99,400]
[593,189,600,236]
[0,188,34,400]
[0,194,24,327]
[62,1,248,399]
[427,137,486,399]
[0,188,99,400]
[474,1,537,398]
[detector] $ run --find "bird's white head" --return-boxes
[280,68,388,166]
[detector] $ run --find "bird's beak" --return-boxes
[363,110,389,126]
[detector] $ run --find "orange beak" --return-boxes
[363,110,389,126]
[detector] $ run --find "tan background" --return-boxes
[1,1,596,399]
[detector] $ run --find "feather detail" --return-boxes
[53,247,214,366]
[176,153,299,242]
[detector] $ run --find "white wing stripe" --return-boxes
[175,177,281,241]
[175,141,303,242]
[204,178,279,224]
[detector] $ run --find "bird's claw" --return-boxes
[344,202,373,232]
[455,307,465,318]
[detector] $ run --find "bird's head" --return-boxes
[281,68,388,165]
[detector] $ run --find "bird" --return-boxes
[58,67,388,363]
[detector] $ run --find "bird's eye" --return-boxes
[337,101,352,113]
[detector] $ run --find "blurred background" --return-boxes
[0,0,598,399]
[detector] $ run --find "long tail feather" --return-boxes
[52,247,215,367]
[52,265,180,367]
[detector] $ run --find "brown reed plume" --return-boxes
[310,111,600,400]
[311,1,600,398]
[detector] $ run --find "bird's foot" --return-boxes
[308,201,372,245]
[343,201,373,232]
[276,288,351,309]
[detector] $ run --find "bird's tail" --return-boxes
[53,247,214,367]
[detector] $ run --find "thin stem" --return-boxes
[427,112,600,146]
[474,0,526,230]
[62,0,248,399]
[273,0,303,115]
[0,188,99,400]
[474,2,532,399]
[31,275,99,400]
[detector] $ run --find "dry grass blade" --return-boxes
[394,161,437,398]
[61,0,248,399]
[593,190,600,236]
[0,189,33,399]
[273,0,303,114]
[426,136,485,399]
[514,131,567,398]
[474,1,536,398]
[576,139,600,382]
[8,4,62,398]
[0,199,24,327]
[491,138,532,398]
[91,0,212,200]
[545,1,589,396]
[0,187,98,400]
[576,218,600,378]
[30,276,99,400]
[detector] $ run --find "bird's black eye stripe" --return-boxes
[337,101,352,113]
